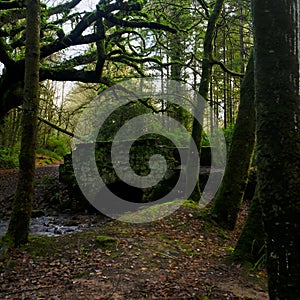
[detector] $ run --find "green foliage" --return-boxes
[36,148,62,162]
[223,124,235,148]
[146,126,190,147]
[37,134,70,161]
[201,131,210,147]
[35,176,61,207]
[0,148,18,169]
[45,135,70,157]
[97,101,151,142]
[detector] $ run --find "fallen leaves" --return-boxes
[0,204,268,299]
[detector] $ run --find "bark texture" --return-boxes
[188,0,225,202]
[211,51,255,230]
[233,184,265,265]
[253,0,300,298]
[5,0,41,246]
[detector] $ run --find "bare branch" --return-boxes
[40,68,112,86]
[105,14,176,34]
[0,1,25,10]
[48,0,81,16]
[57,52,97,69]
[37,116,77,138]
[211,59,244,78]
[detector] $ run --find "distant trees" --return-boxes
[188,0,226,202]
[0,0,256,245]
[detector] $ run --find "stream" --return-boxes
[0,213,109,237]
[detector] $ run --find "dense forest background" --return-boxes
[0,0,251,168]
[0,0,299,299]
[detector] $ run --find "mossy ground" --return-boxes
[0,202,268,299]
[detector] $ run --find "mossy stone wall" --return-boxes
[59,139,211,211]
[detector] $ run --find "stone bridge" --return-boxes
[59,138,213,211]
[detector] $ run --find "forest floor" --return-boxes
[0,166,269,300]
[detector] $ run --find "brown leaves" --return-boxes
[0,204,268,299]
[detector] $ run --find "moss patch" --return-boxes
[94,236,117,249]
[22,236,56,257]
[117,199,185,223]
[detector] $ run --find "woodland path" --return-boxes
[0,165,269,299]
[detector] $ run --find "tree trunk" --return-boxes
[253,0,300,298]
[5,0,41,247]
[168,31,186,125]
[233,184,265,265]
[188,0,225,202]
[211,51,255,230]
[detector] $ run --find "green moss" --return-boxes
[94,236,117,249]
[223,246,235,254]
[63,220,79,227]
[117,199,185,223]
[0,242,10,262]
[74,271,90,279]
[22,236,56,257]
[117,228,133,235]
[182,199,200,209]
[168,239,200,257]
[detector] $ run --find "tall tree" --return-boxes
[253,0,300,298]
[211,51,255,230]
[5,0,41,246]
[188,0,225,201]
[233,184,265,266]
[0,0,176,120]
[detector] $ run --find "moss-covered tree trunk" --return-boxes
[233,184,265,265]
[253,0,300,298]
[211,51,255,230]
[188,0,225,202]
[167,27,186,124]
[5,0,41,247]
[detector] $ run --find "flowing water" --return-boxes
[0,214,109,237]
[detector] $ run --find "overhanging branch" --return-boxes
[0,1,25,10]
[40,68,112,86]
[105,14,176,34]
[48,0,81,16]
[38,116,78,138]
[211,59,244,77]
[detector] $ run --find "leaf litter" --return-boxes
[0,203,268,300]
